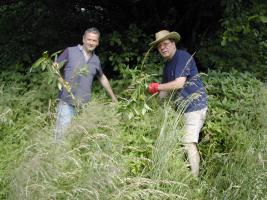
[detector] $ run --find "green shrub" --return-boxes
[197,1,267,80]
[1,45,267,199]
[200,70,267,199]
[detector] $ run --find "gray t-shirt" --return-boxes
[57,45,103,105]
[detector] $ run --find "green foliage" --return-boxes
[97,24,163,121]
[10,103,123,200]
[0,1,49,68]
[0,0,106,69]
[1,0,265,79]
[197,1,267,80]
[31,51,63,83]
[0,69,57,199]
[117,68,155,121]
[201,70,263,153]
[199,70,267,199]
[1,22,267,199]
[100,24,161,74]
[1,64,267,199]
[31,50,79,105]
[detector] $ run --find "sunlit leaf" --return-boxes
[31,57,46,69]
[259,16,267,23]
[128,112,134,120]
[57,82,62,90]
[144,103,153,111]
[141,107,146,115]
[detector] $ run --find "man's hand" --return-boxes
[148,82,160,94]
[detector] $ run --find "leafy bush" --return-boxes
[199,70,267,199]
[99,24,163,77]
[1,24,267,198]
[197,1,267,80]
[0,70,57,199]
[1,65,266,199]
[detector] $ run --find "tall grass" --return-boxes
[199,71,267,199]
[10,102,124,199]
[1,69,267,199]
[7,100,203,199]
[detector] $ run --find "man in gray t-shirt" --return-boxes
[54,27,117,141]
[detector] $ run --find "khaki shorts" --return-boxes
[183,107,207,143]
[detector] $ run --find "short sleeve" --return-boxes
[174,51,194,78]
[56,48,68,63]
[96,63,104,77]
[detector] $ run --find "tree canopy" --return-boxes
[0,0,266,79]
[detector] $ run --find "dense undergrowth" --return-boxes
[0,66,266,199]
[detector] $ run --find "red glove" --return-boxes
[148,82,160,94]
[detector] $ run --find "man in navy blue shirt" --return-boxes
[148,30,208,177]
[54,27,117,141]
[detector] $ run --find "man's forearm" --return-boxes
[99,74,118,102]
[158,77,186,91]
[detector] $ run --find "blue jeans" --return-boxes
[55,101,76,141]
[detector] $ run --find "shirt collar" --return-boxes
[78,44,95,54]
[78,44,96,62]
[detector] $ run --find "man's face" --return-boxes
[157,39,176,60]
[82,32,99,53]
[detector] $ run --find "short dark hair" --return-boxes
[84,27,100,38]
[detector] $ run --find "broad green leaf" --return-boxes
[259,16,267,23]
[144,103,153,111]
[31,57,46,69]
[141,107,146,115]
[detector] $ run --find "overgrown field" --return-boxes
[0,68,266,199]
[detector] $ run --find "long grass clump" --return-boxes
[1,68,267,199]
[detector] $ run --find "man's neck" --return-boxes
[82,47,92,62]
[166,49,176,61]
[83,47,92,56]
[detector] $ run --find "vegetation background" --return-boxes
[0,0,266,199]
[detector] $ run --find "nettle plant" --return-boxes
[31,51,84,108]
[200,70,264,157]
[31,51,64,90]
[99,24,163,120]
[116,47,162,120]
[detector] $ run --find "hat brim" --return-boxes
[149,32,181,47]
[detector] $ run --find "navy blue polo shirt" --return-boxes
[57,45,103,105]
[162,50,207,112]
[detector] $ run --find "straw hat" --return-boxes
[149,30,180,47]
